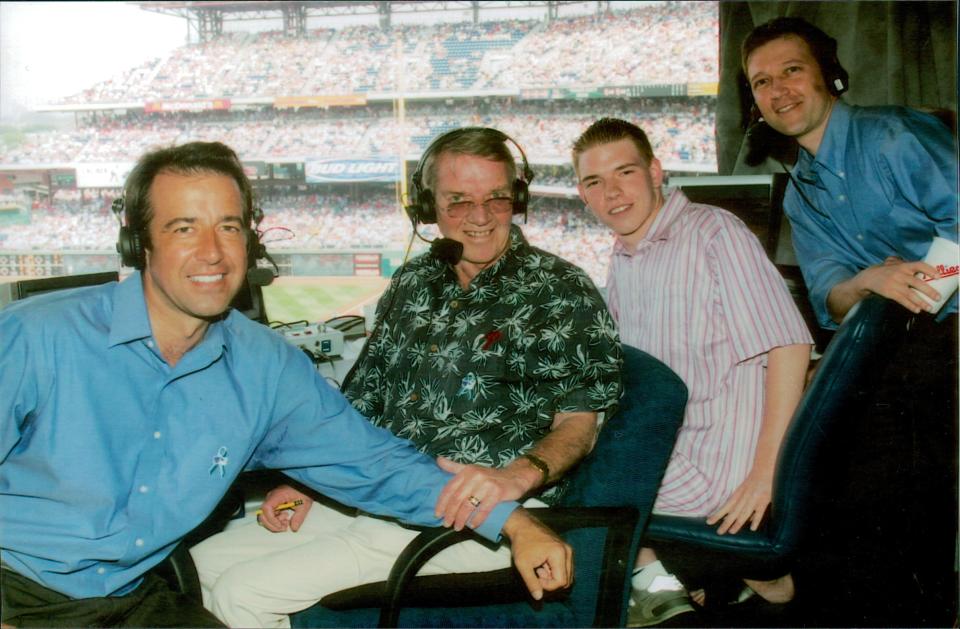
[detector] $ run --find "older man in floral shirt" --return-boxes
[347,221,621,504]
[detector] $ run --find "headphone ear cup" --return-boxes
[247,229,265,264]
[824,54,849,96]
[117,225,144,269]
[830,65,849,96]
[418,189,437,224]
[512,179,529,216]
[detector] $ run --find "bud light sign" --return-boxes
[306,158,401,183]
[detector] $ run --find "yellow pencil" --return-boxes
[254,499,304,516]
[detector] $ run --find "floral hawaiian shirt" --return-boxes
[343,226,622,501]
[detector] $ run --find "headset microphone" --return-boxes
[246,265,276,287]
[430,238,463,265]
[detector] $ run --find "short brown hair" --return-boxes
[421,128,517,191]
[571,118,655,176]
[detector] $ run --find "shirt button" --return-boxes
[146,340,154,348]
[153,431,162,439]
[430,344,439,352]
[139,485,149,493]
[839,171,845,178]
[838,194,846,201]
[410,393,419,402]
[135,538,144,547]
[857,234,864,240]
[97,567,106,575]
[450,300,460,309]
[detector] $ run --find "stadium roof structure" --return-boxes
[133,1,591,18]
[134,1,601,40]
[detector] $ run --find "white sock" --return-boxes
[631,560,667,590]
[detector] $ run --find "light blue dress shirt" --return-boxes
[784,100,958,329]
[0,273,516,599]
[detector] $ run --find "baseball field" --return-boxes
[261,276,389,325]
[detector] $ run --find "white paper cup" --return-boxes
[913,236,959,313]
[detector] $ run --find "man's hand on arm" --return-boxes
[827,257,941,323]
[256,484,313,533]
[434,412,598,530]
[502,508,573,600]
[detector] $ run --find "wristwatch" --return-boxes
[521,452,550,487]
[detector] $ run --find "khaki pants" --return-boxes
[190,501,533,628]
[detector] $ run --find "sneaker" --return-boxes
[627,574,695,627]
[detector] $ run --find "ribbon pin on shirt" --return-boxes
[209,446,229,477]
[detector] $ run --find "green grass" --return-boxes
[262,281,382,324]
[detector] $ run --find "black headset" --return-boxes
[405,127,535,226]
[112,196,267,271]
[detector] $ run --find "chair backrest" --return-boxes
[768,295,911,554]
[560,343,687,512]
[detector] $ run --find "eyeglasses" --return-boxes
[441,196,514,219]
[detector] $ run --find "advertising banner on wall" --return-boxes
[144,99,232,112]
[274,95,367,109]
[305,158,401,183]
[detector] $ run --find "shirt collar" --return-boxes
[796,99,850,183]
[108,271,153,347]
[612,188,688,255]
[106,271,229,364]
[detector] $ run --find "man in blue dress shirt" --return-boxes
[743,17,957,624]
[0,141,571,627]
[743,17,957,327]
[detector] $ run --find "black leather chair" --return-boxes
[642,294,911,601]
[290,344,688,627]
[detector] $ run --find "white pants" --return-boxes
[189,503,516,628]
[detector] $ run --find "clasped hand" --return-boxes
[434,455,533,531]
[434,457,572,599]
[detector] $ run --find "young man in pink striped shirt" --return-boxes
[573,118,813,626]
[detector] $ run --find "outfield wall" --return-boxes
[0,250,409,280]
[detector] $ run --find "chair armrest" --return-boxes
[645,515,777,556]
[378,506,639,628]
[154,542,203,603]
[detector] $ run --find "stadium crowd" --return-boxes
[57,3,715,104]
[0,97,716,172]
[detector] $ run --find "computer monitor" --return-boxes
[0,271,120,308]
[2,271,269,326]
[231,279,269,325]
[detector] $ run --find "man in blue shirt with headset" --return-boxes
[743,16,957,623]
[0,141,571,627]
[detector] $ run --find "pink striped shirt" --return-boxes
[607,189,813,517]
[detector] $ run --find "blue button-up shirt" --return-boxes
[0,273,516,599]
[784,100,958,329]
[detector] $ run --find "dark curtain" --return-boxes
[718,1,957,174]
